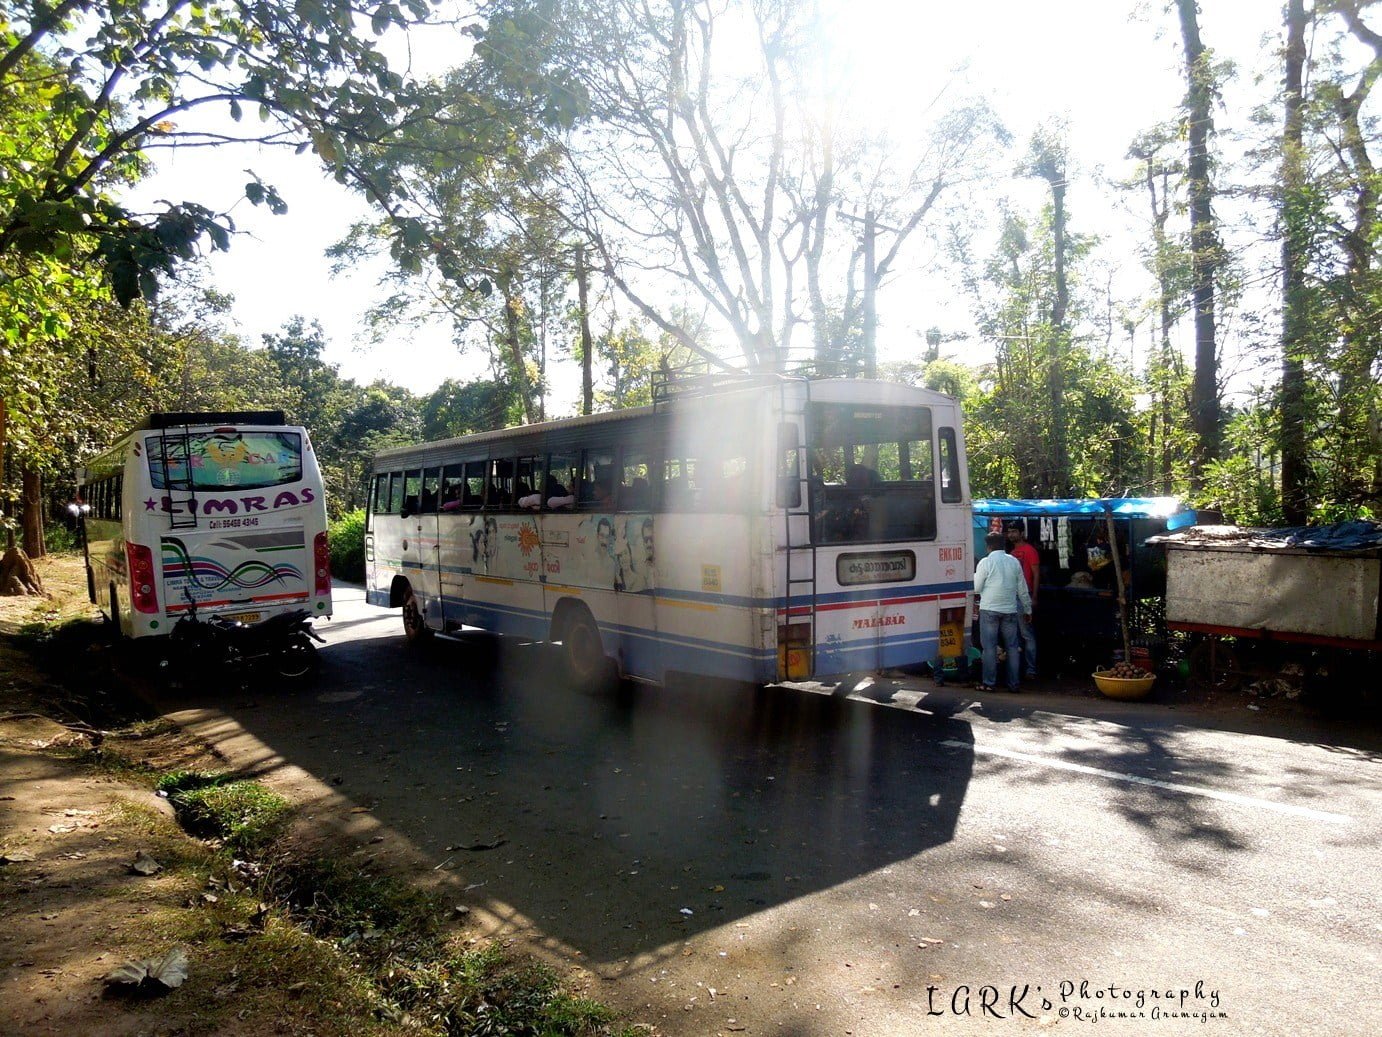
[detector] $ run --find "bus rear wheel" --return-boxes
[401,584,431,644]
[563,609,611,690]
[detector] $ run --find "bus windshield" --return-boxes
[809,403,937,544]
[147,431,304,491]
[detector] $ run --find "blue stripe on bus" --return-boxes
[379,567,972,613]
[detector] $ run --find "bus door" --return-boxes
[434,464,467,631]
[614,448,659,677]
[402,469,442,630]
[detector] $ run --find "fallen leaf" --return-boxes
[102,947,188,993]
[1,849,36,863]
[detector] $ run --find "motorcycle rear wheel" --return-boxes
[276,638,320,681]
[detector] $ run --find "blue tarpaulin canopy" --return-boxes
[973,498,1192,523]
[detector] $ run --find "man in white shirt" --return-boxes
[973,531,1033,692]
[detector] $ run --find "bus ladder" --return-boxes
[779,381,815,672]
[158,426,199,530]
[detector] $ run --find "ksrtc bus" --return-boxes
[365,377,973,685]
[78,411,333,638]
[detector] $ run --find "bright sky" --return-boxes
[129,0,1282,404]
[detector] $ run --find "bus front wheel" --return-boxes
[400,583,431,644]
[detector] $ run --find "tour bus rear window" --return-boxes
[148,431,303,491]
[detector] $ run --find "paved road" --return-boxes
[162,583,1381,1036]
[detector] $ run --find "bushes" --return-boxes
[328,509,366,583]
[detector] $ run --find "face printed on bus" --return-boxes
[597,516,615,555]
[641,519,654,568]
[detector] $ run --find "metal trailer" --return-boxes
[1154,522,1382,692]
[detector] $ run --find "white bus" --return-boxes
[78,411,333,639]
[365,377,973,685]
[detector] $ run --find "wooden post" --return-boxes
[1104,504,1131,663]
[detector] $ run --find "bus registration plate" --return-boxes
[224,611,261,625]
[938,621,964,658]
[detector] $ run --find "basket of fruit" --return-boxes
[1093,662,1156,700]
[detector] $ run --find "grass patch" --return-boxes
[158,771,292,853]
[260,857,637,1036]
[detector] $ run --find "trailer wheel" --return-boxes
[1187,638,1240,693]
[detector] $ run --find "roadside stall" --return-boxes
[1149,520,1382,695]
[971,498,1197,675]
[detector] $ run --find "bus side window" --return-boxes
[387,472,405,514]
[440,464,466,511]
[776,422,801,509]
[114,475,124,520]
[938,428,962,503]
[579,448,617,509]
[401,470,422,517]
[487,458,513,509]
[420,468,441,513]
[462,462,486,508]
[515,454,543,508]
[546,453,577,508]
[371,473,389,515]
[661,457,692,511]
[622,449,652,511]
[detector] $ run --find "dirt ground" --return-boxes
[0,555,255,1035]
[2,554,1372,1037]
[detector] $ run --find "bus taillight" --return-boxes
[313,531,331,595]
[126,543,159,614]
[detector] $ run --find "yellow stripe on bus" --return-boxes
[656,598,719,613]
[473,575,515,587]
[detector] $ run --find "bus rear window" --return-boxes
[148,431,304,491]
[808,403,936,544]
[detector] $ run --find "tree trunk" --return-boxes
[1335,3,1382,507]
[1280,0,1310,525]
[1176,0,1222,490]
[1045,172,1072,497]
[21,466,44,558]
[575,246,594,416]
[0,547,45,596]
[500,279,535,425]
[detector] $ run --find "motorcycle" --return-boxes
[161,592,326,686]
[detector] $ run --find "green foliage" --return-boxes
[41,522,80,554]
[328,509,366,583]
[422,378,522,440]
[0,0,438,304]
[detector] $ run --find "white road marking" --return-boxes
[941,739,1352,824]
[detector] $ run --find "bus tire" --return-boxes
[560,606,612,690]
[400,582,432,644]
[107,582,125,641]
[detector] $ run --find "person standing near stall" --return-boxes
[1007,522,1040,679]
[974,531,1032,693]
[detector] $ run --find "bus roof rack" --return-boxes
[651,365,807,406]
[141,411,287,429]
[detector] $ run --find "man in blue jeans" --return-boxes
[973,531,1033,692]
